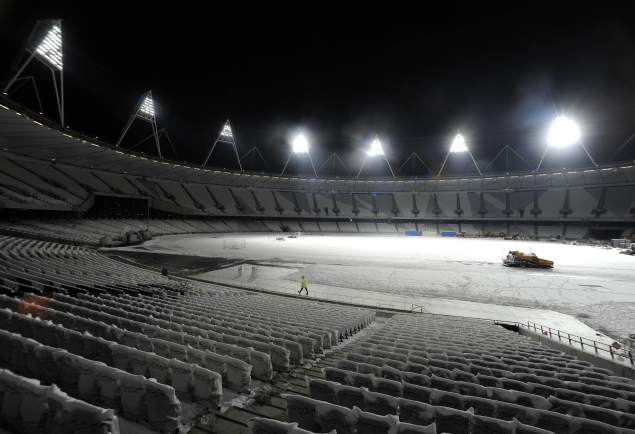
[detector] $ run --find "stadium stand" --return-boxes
[1,92,635,433]
[0,234,375,430]
[275,314,635,434]
[1,132,634,242]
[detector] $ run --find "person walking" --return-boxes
[298,274,309,295]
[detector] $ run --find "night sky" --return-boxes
[2,2,635,176]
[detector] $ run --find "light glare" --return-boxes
[220,123,233,139]
[547,115,580,147]
[450,134,468,153]
[139,96,155,118]
[292,133,309,153]
[35,24,63,70]
[367,137,384,156]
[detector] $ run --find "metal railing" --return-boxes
[410,304,425,313]
[496,320,634,367]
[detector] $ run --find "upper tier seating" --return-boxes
[1,152,634,225]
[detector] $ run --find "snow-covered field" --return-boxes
[114,233,635,344]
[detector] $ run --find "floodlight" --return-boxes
[367,137,384,156]
[35,24,63,70]
[292,133,309,153]
[282,132,317,175]
[547,115,580,147]
[537,114,594,170]
[203,120,242,170]
[220,122,233,139]
[450,134,468,153]
[139,95,155,118]
[438,132,482,176]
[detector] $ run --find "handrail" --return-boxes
[410,304,425,313]
[496,319,634,367]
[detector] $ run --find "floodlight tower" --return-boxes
[203,120,243,170]
[116,91,162,158]
[240,147,271,171]
[318,152,351,176]
[281,133,318,177]
[356,136,395,178]
[397,152,432,176]
[437,133,482,177]
[536,115,596,170]
[3,20,65,125]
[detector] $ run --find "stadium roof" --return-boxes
[1,96,634,191]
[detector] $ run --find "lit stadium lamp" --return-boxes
[116,90,162,158]
[35,23,63,70]
[292,133,310,154]
[450,133,468,153]
[138,94,155,119]
[438,132,482,177]
[220,122,233,139]
[367,137,385,156]
[203,120,242,171]
[3,20,65,124]
[281,131,317,176]
[357,136,395,178]
[546,115,580,148]
[537,114,595,170]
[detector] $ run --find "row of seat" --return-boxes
[339,358,635,415]
[248,417,330,434]
[180,292,374,338]
[0,218,221,245]
[0,294,254,393]
[359,338,634,391]
[95,291,328,355]
[0,329,182,432]
[286,394,559,434]
[0,368,119,434]
[0,234,378,431]
[367,316,628,383]
[304,314,635,432]
[0,236,197,297]
[357,337,612,377]
[56,291,309,364]
[321,366,635,429]
[364,331,578,363]
[22,292,282,379]
[367,332,603,373]
[0,306,223,407]
[341,348,635,403]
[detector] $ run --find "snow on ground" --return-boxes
[114,233,635,344]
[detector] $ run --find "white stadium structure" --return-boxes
[1,20,635,434]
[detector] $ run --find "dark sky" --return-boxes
[2,2,635,176]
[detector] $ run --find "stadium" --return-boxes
[1,9,635,434]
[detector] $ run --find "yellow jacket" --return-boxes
[301,276,308,287]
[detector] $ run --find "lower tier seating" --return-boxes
[274,315,635,434]
[0,368,120,434]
